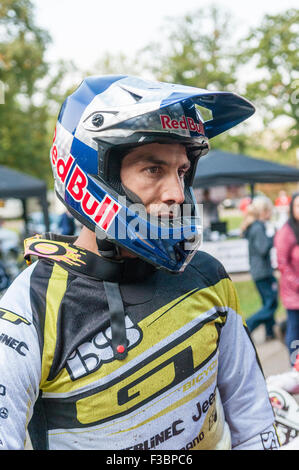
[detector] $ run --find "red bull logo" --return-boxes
[51,136,120,232]
[160,114,205,135]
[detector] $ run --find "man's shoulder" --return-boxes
[187,250,230,284]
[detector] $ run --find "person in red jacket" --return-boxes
[267,192,299,394]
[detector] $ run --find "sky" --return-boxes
[33,0,298,72]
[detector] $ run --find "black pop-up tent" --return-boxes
[0,165,50,233]
[193,150,299,196]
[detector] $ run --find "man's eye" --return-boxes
[146,166,161,175]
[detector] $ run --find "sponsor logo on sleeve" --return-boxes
[0,333,29,356]
[0,308,31,326]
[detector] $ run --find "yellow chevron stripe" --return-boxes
[40,263,68,386]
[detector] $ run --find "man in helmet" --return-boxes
[0,76,279,450]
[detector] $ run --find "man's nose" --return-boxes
[161,174,185,206]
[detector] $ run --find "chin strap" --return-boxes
[103,281,128,360]
[98,239,128,360]
[97,238,156,361]
[96,238,120,258]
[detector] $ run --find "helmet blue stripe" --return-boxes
[58,75,127,135]
[70,137,98,174]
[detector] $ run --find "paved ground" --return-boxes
[252,325,299,405]
[252,325,290,376]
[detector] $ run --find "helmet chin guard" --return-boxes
[51,75,255,272]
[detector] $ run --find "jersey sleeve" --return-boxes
[0,263,41,449]
[217,279,280,450]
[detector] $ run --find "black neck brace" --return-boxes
[35,233,157,284]
[96,238,157,283]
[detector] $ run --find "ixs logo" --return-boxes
[51,145,120,232]
[160,114,205,135]
[66,316,142,380]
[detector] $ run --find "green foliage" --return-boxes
[136,6,298,159]
[141,5,238,91]
[92,51,143,77]
[239,9,299,149]
[0,0,52,181]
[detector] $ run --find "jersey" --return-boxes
[0,234,280,450]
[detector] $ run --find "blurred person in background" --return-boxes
[201,188,219,229]
[267,192,299,394]
[274,190,291,228]
[242,196,278,340]
[58,210,76,236]
[0,244,11,295]
[274,190,291,208]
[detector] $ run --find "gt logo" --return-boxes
[75,313,225,425]
[0,308,31,326]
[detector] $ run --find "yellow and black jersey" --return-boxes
[0,235,279,450]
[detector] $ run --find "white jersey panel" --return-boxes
[0,263,41,449]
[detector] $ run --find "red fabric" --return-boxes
[274,195,291,206]
[274,223,299,309]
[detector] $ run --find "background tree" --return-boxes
[141,5,238,91]
[239,9,299,152]
[137,5,258,153]
[137,6,298,161]
[0,0,51,180]
[92,51,143,78]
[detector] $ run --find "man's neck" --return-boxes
[74,226,136,258]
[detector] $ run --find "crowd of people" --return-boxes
[242,192,299,394]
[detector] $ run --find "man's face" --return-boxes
[120,143,190,217]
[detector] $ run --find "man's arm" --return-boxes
[0,263,41,449]
[217,280,280,450]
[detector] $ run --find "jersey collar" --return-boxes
[24,233,156,283]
